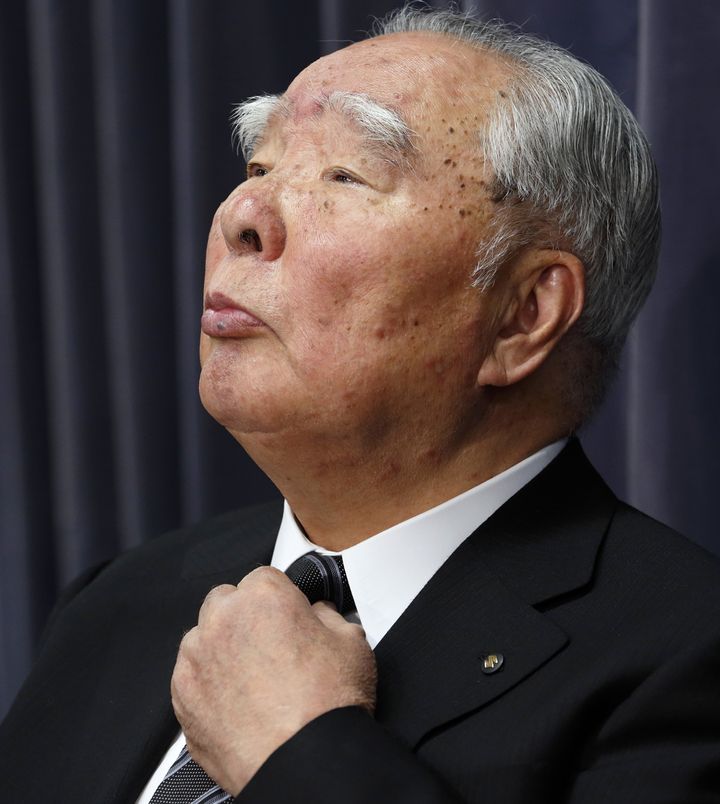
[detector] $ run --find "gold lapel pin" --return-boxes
[481,653,504,674]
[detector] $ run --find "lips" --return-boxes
[201,292,266,337]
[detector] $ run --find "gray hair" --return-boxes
[231,91,415,168]
[231,94,283,161]
[376,6,661,363]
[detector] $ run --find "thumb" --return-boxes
[312,600,345,627]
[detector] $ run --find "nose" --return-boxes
[219,189,286,262]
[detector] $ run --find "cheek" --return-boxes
[204,217,226,287]
[199,331,220,370]
[284,201,392,323]
[280,193,480,363]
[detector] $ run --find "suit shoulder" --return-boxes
[70,498,284,594]
[609,501,720,579]
[138,498,284,558]
[595,500,720,635]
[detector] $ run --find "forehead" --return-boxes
[285,32,508,132]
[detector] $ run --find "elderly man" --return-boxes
[2,6,719,803]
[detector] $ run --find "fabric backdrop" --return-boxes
[1,0,718,718]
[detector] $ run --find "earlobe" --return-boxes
[477,250,585,389]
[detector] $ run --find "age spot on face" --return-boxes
[421,447,440,464]
[386,461,401,478]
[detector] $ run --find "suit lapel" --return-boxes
[374,440,617,748]
[105,503,282,803]
[104,443,613,794]
[374,546,569,747]
[104,575,213,803]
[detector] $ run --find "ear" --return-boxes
[477,249,585,388]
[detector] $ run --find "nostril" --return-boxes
[239,229,263,253]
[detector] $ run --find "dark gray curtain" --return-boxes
[1,0,718,717]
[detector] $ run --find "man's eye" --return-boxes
[246,163,269,179]
[326,169,363,185]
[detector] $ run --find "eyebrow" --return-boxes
[230,91,416,167]
[231,94,287,161]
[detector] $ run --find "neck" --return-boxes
[233,404,565,552]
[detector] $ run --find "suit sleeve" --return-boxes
[238,706,463,803]
[37,560,111,650]
[238,633,720,804]
[566,632,720,803]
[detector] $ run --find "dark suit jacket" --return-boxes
[2,440,720,803]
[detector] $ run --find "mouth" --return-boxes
[201,291,266,337]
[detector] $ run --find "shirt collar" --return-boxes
[271,439,567,649]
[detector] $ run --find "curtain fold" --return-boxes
[91,0,179,550]
[1,0,718,717]
[0,0,52,716]
[626,0,720,552]
[27,0,119,580]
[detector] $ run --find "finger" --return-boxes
[345,621,368,640]
[237,565,291,594]
[312,599,337,612]
[312,600,347,628]
[238,568,311,619]
[319,610,369,643]
[177,625,200,660]
[198,584,236,625]
[242,564,286,583]
[172,631,199,708]
[179,624,198,648]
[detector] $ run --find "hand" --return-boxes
[171,566,377,795]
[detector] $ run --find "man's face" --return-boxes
[200,33,510,456]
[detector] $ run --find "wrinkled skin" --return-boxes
[174,30,584,795]
[172,568,376,794]
[198,32,513,534]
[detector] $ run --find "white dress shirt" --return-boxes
[136,439,566,802]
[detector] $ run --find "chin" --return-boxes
[198,360,293,438]
[199,370,253,431]
[197,348,241,415]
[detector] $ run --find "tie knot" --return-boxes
[285,552,355,615]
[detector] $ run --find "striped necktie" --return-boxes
[148,744,233,804]
[149,553,352,803]
[284,551,355,614]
